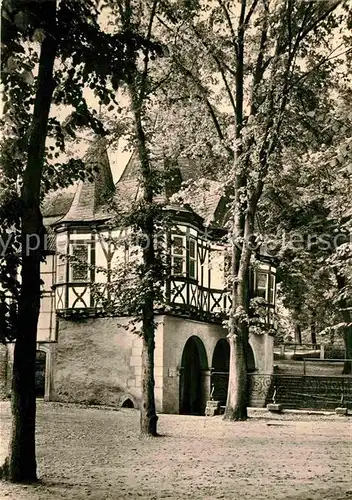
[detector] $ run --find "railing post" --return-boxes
[320,345,325,360]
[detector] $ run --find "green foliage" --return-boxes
[0,0,162,343]
[261,89,352,343]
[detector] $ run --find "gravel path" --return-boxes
[0,402,351,499]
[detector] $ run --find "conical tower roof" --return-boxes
[60,137,114,223]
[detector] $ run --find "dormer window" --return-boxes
[70,243,89,282]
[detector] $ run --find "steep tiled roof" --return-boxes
[43,216,61,251]
[119,152,209,184]
[41,142,225,228]
[116,154,224,225]
[42,186,76,218]
[60,137,114,223]
[184,180,223,225]
[118,151,140,182]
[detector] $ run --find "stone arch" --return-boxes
[119,393,137,409]
[121,398,135,408]
[211,338,230,403]
[212,338,230,372]
[210,338,257,405]
[179,336,208,415]
[247,342,256,373]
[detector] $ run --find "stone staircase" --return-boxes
[266,375,352,410]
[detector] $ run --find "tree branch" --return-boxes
[249,2,269,115]
[217,0,239,56]
[191,24,237,115]
[171,58,234,160]
[140,0,159,103]
[244,0,259,27]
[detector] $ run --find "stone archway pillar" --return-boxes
[200,369,212,414]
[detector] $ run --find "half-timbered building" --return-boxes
[0,138,276,414]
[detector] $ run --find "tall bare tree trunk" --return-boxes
[223,0,249,421]
[129,83,158,436]
[310,311,317,345]
[141,309,158,435]
[294,323,302,345]
[224,203,253,420]
[224,300,249,420]
[1,3,57,482]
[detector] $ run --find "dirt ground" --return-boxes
[0,402,351,500]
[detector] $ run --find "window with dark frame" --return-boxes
[71,243,89,282]
[189,238,196,279]
[268,273,275,305]
[171,235,185,276]
[56,240,67,284]
[255,270,275,306]
[256,272,267,300]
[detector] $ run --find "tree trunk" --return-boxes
[223,329,248,420]
[224,207,253,421]
[140,328,158,435]
[310,313,317,345]
[139,205,158,436]
[1,3,57,482]
[128,80,158,436]
[223,0,251,421]
[294,323,302,345]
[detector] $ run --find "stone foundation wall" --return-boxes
[0,315,275,414]
[50,315,165,410]
[51,316,141,407]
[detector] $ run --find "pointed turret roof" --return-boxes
[116,153,225,226]
[59,137,114,223]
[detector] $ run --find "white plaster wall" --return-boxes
[249,333,274,374]
[161,315,228,414]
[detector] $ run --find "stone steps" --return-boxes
[264,375,352,410]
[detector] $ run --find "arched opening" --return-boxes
[121,398,135,408]
[210,339,257,405]
[35,350,46,398]
[179,336,208,415]
[247,343,256,373]
[211,339,230,403]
